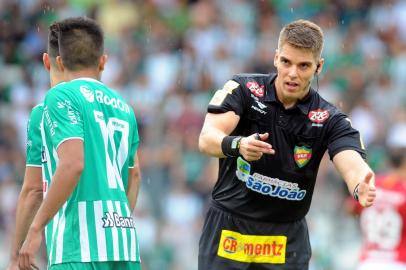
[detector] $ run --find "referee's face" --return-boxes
[274,43,321,106]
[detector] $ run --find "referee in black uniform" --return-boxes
[198,19,377,270]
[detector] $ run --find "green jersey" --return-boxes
[26,104,44,167]
[27,103,55,256]
[41,78,140,266]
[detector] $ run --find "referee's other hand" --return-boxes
[239,132,275,161]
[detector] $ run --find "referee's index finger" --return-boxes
[249,140,274,154]
[246,145,274,154]
[250,139,271,148]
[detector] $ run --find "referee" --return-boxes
[198,19,376,270]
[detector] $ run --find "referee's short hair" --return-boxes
[278,19,324,60]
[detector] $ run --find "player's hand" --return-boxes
[239,132,275,161]
[18,226,41,270]
[357,171,376,207]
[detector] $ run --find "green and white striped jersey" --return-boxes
[27,82,66,168]
[26,103,55,258]
[41,78,140,266]
[26,103,44,167]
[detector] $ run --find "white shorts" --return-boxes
[358,261,406,270]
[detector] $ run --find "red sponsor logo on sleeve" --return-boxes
[246,81,265,97]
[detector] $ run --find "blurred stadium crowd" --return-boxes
[1,0,406,269]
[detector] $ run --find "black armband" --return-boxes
[221,136,242,157]
[353,183,360,201]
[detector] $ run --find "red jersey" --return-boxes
[359,174,406,263]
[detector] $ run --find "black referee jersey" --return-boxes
[207,73,365,222]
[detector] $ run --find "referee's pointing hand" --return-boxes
[239,132,275,161]
[358,172,376,208]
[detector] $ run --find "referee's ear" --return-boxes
[315,58,324,76]
[273,49,279,69]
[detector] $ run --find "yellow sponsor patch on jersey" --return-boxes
[209,80,240,106]
[223,80,239,94]
[209,90,228,106]
[217,230,287,264]
[360,135,365,150]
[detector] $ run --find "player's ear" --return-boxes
[99,54,108,71]
[43,53,51,71]
[56,56,65,72]
[274,49,279,68]
[315,58,325,75]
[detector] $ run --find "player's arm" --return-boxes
[327,113,376,207]
[333,150,376,207]
[198,112,274,161]
[8,167,42,269]
[199,111,240,157]
[19,140,83,270]
[9,105,43,270]
[31,140,83,228]
[127,152,140,212]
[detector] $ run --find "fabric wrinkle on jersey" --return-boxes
[41,77,140,266]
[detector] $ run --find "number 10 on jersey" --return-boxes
[94,110,129,191]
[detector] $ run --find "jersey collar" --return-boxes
[296,89,315,115]
[71,77,104,85]
[265,74,314,115]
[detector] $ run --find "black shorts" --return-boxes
[198,203,311,270]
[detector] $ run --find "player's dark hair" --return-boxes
[57,17,104,70]
[48,21,60,59]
